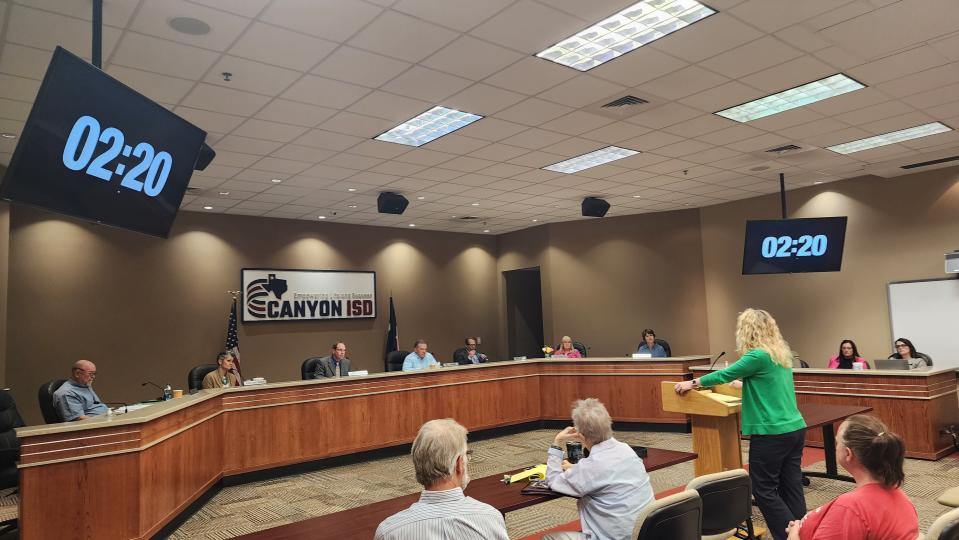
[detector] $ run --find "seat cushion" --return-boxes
[939,486,959,507]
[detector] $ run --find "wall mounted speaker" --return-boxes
[377,192,409,215]
[581,197,610,217]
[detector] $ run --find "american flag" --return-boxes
[225,299,244,381]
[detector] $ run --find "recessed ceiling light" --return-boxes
[826,122,952,154]
[483,229,490,233]
[471,202,480,206]
[537,0,716,71]
[544,146,639,173]
[813,181,823,185]
[168,16,211,36]
[271,178,282,183]
[347,204,358,209]
[203,205,213,210]
[347,187,357,192]
[375,106,483,147]
[451,215,457,218]
[0,132,16,139]
[218,191,230,195]
[532,219,538,222]
[409,223,416,227]
[715,74,865,123]
[417,196,425,200]
[632,195,641,198]
[318,215,326,219]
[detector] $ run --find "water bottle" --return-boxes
[163,384,173,401]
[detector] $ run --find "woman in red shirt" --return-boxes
[786,415,918,540]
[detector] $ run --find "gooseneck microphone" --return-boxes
[141,381,163,392]
[707,351,726,372]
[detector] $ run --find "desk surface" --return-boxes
[797,402,873,429]
[233,447,697,540]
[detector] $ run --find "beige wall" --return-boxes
[0,198,8,388]
[700,166,959,367]
[497,209,711,358]
[6,206,499,424]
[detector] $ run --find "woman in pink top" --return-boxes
[787,415,918,540]
[554,336,581,358]
[827,340,869,369]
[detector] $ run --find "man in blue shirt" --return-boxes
[636,329,667,358]
[403,339,439,372]
[52,359,109,421]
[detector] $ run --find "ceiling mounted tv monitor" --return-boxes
[0,47,208,237]
[742,217,848,274]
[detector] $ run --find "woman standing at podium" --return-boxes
[675,308,806,540]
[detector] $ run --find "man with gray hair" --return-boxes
[52,359,108,421]
[375,419,508,540]
[544,398,654,540]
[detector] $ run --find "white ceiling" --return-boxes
[1,0,958,234]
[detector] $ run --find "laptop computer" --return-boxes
[874,358,910,370]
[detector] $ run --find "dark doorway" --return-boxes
[504,267,545,359]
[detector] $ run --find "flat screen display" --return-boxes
[0,47,206,237]
[742,217,848,274]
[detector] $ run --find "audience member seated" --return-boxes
[890,337,931,369]
[636,328,667,358]
[374,419,508,540]
[787,414,918,540]
[543,398,654,540]
[313,342,352,378]
[828,339,869,369]
[454,337,488,365]
[202,352,242,389]
[553,336,582,358]
[403,339,439,371]
[52,359,108,421]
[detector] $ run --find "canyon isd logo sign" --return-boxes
[241,269,376,323]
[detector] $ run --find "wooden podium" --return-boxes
[662,381,743,475]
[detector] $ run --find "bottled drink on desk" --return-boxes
[163,384,173,401]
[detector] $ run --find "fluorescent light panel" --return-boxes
[537,0,716,71]
[543,146,639,173]
[826,122,952,154]
[375,106,482,147]
[715,74,865,123]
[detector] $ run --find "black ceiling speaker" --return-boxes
[581,197,610,217]
[377,192,409,215]
[193,141,216,171]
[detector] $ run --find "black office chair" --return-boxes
[452,347,468,364]
[38,379,66,424]
[188,364,218,392]
[385,350,409,372]
[655,338,672,357]
[633,489,702,539]
[573,341,588,358]
[0,390,25,491]
[301,357,324,380]
[687,469,755,540]
[887,352,933,366]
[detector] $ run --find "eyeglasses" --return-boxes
[895,343,909,348]
[77,369,97,377]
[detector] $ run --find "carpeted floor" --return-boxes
[168,429,958,539]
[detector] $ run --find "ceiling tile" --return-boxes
[542,138,605,157]
[229,22,338,72]
[0,97,31,122]
[748,107,825,131]
[477,162,535,179]
[700,36,805,79]
[347,91,432,122]
[655,140,715,158]
[483,57,577,96]
[538,75,627,108]
[540,111,614,136]
[348,10,459,63]
[214,134,284,155]
[441,156,498,173]
[393,148,458,166]
[662,115,736,138]
[423,134,490,154]
[508,150,567,168]
[878,64,959,99]
[445,83,527,116]
[627,103,703,129]
[580,121,651,144]
[233,119,308,142]
[422,35,524,81]
[848,46,951,85]
[495,98,574,126]
[270,145,336,163]
[805,86,891,116]
[7,5,122,58]
[470,0,583,54]
[250,157,313,174]
[16,0,138,27]
[254,99,337,127]
[174,106,246,133]
[348,140,414,160]
[106,66,195,105]
[189,0,270,18]
[637,66,730,101]
[392,0,513,32]
[181,83,272,115]
[128,0,250,51]
[730,0,857,33]
[111,32,219,80]
[203,56,302,96]
[294,129,365,152]
[381,66,473,102]
[312,46,412,89]
[651,13,765,63]
[819,0,958,59]
[739,56,836,92]
[0,43,51,79]
[456,118,529,142]
[281,75,371,109]
[319,112,396,138]
[501,128,569,150]
[589,46,688,87]
[0,74,39,103]
[813,46,868,71]
[771,23,833,53]
[259,0,382,42]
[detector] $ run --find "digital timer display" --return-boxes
[0,46,207,238]
[743,217,848,274]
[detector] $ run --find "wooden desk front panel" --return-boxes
[794,370,958,459]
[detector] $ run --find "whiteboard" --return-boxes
[887,278,959,370]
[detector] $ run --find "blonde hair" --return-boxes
[735,308,793,368]
[571,398,613,445]
[410,419,468,487]
[560,336,574,351]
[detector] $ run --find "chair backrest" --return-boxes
[452,347,468,361]
[188,364,219,391]
[655,338,672,357]
[573,341,588,358]
[926,506,959,540]
[38,379,67,424]
[686,469,751,537]
[633,489,702,540]
[0,390,24,490]
[301,357,324,380]
[886,353,933,367]
[385,350,409,372]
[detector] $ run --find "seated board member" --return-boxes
[202,352,242,389]
[786,415,918,540]
[374,419,508,540]
[403,339,439,371]
[454,337,488,365]
[53,359,109,421]
[553,335,582,358]
[313,342,352,378]
[544,398,654,540]
[635,328,667,358]
[828,339,869,369]
[890,337,931,369]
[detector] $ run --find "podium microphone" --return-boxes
[707,351,726,372]
[142,381,164,399]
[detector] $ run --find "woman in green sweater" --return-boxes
[675,308,806,540]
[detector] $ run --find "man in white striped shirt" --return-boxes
[543,398,655,540]
[375,419,509,540]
